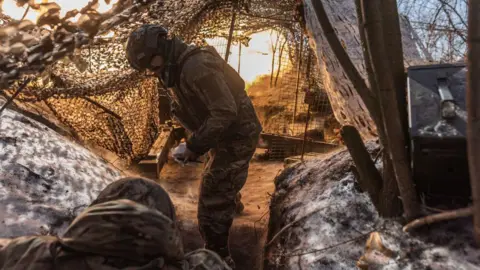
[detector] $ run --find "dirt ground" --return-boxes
[128,155,283,270]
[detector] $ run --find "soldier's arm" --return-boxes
[186,69,237,155]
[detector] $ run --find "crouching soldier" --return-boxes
[0,177,231,270]
[125,25,262,268]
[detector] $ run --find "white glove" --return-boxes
[171,142,201,167]
[171,142,187,160]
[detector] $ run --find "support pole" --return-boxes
[301,105,311,160]
[292,31,304,130]
[238,42,242,73]
[0,78,32,117]
[225,4,237,62]
[301,47,313,160]
[467,0,480,243]
[341,125,383,209]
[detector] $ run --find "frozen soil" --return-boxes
[265,142,480,270]
[115,153,284,270]
[150,158,283,270]
[0,107,282,270]
[0,107,121,237]
[5,106,476,270]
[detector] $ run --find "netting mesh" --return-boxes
[1,0,338,162]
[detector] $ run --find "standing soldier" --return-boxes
[125,25,262,268]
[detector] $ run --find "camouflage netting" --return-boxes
[302,0,425,138]
[1,0,323,162]
[0,0,424,162]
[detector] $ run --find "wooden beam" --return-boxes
[467,0,480,243]
[360,0,420,220]
[341,125,382,209]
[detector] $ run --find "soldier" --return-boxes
[0,177,231,270]
[125,25,262,268]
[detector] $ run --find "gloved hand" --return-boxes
[183,147,199,163]
[171,142,200,166]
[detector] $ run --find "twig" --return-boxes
[374,147,384,164]
[0,78,32,116]
[81,96,122,120]
[21,5,30,21]
[423,205,448,213]
[441,3,466,42]
[284,230,374,257]
[439,0,468,28]
[265,206,329,248]
[403,206,473,233]
[254,209,270,241]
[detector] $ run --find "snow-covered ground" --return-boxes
[0,106,121,237]
[266,142,480,270]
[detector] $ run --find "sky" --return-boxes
[206,31,287,84]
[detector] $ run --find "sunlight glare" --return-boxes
[205,30,288,85]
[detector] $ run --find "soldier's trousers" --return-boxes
[198,132,259,258]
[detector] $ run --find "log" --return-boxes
[403,207,473,233]
[354,0,402,217]
[360,0,420,220]
[381,0,410,150]
[341,125,382,210]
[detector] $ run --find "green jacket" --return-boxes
[164,43,262,156]
[0,199,230,270]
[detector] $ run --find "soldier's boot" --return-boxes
[203,244,235,269]
[223,255,236,269]
[234,192,244,215]
[202,227,235,269]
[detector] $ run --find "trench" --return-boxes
[124,149,284,270]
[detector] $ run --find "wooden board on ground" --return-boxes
[139,126,178,179]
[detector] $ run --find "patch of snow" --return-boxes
[269,142,480,270]
[0,108,121,237]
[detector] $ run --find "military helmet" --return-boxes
[125,24,169,71]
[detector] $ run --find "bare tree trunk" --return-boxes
[467,0,480,243]
[360,0,420,221]
[354,0,401,217]
[379,156,402,217]
[381,0,410,159]
[275,37,287,87]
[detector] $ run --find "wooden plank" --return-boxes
[147,126,174,158]
[156,128,177,178]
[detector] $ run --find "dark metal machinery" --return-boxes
[407,63,470,207]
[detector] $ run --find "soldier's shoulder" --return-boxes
[181,48,222,78]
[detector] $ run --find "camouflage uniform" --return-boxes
[163,41,262,258]
[0,177,230,270]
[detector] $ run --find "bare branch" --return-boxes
[403,207,472,232]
